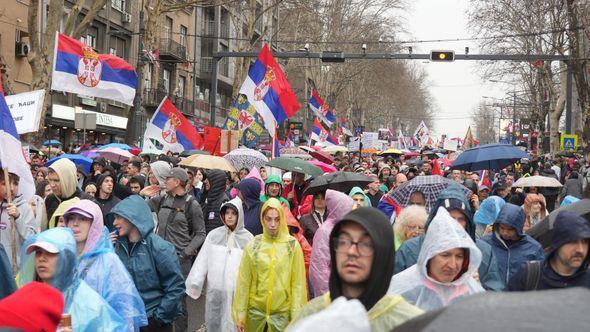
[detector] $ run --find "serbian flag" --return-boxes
[143,97,203,153]
[311,118,338,146]
[51,32,137,105]
[340,115,353,136]
[238,44,300,138]
[309,89,335,127]
[0,92,35,200]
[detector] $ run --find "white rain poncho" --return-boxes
[388,207,484,311]
[185,197,253,332]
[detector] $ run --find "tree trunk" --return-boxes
[550,62,568,153]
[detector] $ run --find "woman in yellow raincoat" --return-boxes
[232,198,307,332]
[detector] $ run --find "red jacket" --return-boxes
[283,205,312,275]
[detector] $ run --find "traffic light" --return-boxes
[430,50,455,62]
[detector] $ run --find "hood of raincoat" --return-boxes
[265,174,283,197]
[474,196,506,226]
[418,207,482,286]
[48,197,80,229]
[150,161,172,189]
[560,195,580,207]
[238,178,262,207]
[348,186,371,207]
[106,195,153,238]
[493,203,525,236]
[204,197,253,252]
[325,189,354,227]
[425,184,475,240]
[19,228,78,292]
[245,167,265,195]
[260,198,290,242]
[62,199,108,256]
[220,197,245,233]
[204,169,229,228]
[549,211,590,272]
[48,158,78,198]
[329,207,395,311]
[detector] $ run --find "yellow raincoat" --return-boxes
[232,198,307,332]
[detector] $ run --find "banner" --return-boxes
[413,121,430,146]
[5,90,45,134]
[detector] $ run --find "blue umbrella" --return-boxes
[43,139,62,147]
[46,154,93,173]
[451,143,528,171]
[98,143,132,151]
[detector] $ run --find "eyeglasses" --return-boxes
[333,237,374,256]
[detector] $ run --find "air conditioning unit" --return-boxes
[15,42,30,57]
[122,12,132,24]
[99,102,108,112]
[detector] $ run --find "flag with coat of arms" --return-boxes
[309,88,335,127]
[223,93,266,147]
[311,118,338,146]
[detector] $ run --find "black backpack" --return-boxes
[524,261,542,290]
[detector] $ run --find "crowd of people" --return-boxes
[1,147,589,331]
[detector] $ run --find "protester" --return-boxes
[282,171,308,215]
[284,204,312,273]
[282,172,292,187]
[389,207,484,311]
[473,196,506,238]
[202,169,230,234]
[260,174,290,208]
[233,198,307,332]
[310,189,354,297]
[129,175,145,195]
[0,282,63,331]
[19,227,126,331]
[508,211,590,290]
[94,173,121,219]
[483,203,545,285]
[140,161,171,199]
[108,195,185,332]
[0,243,16,299]
[408,190,427,207]
[540,162,559,211]
[186,197,253,332]
[395,185,504,291]
[237,178,264,236]
[35,179,51,199]
[522,193,547,232]
[299,192,328,245]
[560,171,583,202]
[393,205,427,250]
[63,199,147,331]
[349,186,371,208]
[365,174,383,207]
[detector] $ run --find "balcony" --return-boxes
[159,38,187,62]
[143,88,169,108]
[205,20,216,36]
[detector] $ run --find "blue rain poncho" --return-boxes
[19,227,126,331]
[473,196,506,238]
[348,187,372,207]
[63,199,147,331]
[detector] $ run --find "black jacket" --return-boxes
[44,189,95,223]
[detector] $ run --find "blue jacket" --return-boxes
[238,178,263,236]
[0,243,16,299]
[507,210,590,291]
[483,203,545,285]
[394,184,505,291]
[107,195,186,325]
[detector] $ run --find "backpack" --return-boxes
[153,193,196,236]
[524,260,542,291]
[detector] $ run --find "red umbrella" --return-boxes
[309,159,337,173]
[309,150,334,164]
[130,146,141,156]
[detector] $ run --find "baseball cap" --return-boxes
[166,167,189,183]
[26,241,59,255]
[62,207,94,223]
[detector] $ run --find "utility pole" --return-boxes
[512,87,517,145]
[132,1,146,146]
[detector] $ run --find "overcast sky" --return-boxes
[404,0,506,139]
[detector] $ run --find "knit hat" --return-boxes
[0,282,64,331]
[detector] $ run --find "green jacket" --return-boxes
[260,175,291,209]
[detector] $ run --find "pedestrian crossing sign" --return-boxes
[560,134,578,151]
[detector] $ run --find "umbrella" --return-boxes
[179,154,236,172]
[46,154,93,173]
[451,143,528,171]
[402,150,420,158]
[304,172,373,196]
[323,145,348,154]
[98,143,132,151]
[298,146,321,153]
[180,149,210,157]
[280,147,308,155]
[394,288,590,332]
[309,159,337,174]
[378,148,403,156]
[390,175,471,211]
[513,175,562,188]
[43,139,61,147]
[80,148,99,159]
[267,157,323,177]
[98,147,134,164]
[129,147,141,156]
[527,198,590,248]
[140,148,163,157]
[224,148,269,170]
[309,150,334,164]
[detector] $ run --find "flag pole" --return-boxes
[3,168,17,274]
[271,128,277,160]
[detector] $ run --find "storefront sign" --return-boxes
[52,104,128,129]
[5,90,45,134]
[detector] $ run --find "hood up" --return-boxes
[106,195,154,238]
[259,198,290,242]
[238,178,262,207]
[348,186,372,207]
[265,174,283,197]
[325,189,354,227]
[150,161,172,189]
[425,184,475,239]
[48,198,80,229]
[216,197,252,250]
[63,199,107,256]
[245,167,265,195]
[48,158,78,198]
[549,210,590,272]
[494,203,526,236]
[474,196,506,226]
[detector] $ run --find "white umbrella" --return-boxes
[224,147,268,171]
[513,175,562,188]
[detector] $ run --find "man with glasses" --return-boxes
[289,207,422,331]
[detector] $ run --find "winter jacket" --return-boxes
[185,197,253,332]
[94,174,121,219]
[202,170,229,234]
[63,199,147,331]
[232,198,307,332]
[260,175,290,208]
[483,203,545,285]
[507,211,590,291]
[539,168,559,211]
[19,228,126,331]
[0,195,38,267]
[560,177,583,202]
[282,181,309,216]
[0,243,16,300]
[107,195,186,325]
[309,190,354,297]
[284,204,312,274]
[389,208,485,312]
[237,178,264,236]
[148,191,206,257]
[394,185,505,291]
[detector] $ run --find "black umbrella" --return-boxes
[393,288,590,332]
[303,172,373,196]
[527,198,590,248]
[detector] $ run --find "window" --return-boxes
[179,25,187,47]
[164,17,173,40]
[111,0,126,12]
[109,36,127,59]
[109,48,117,56]
[178,76,185,98]
[82,34,96,48]
[162,69,170,93]
[145,64,153,90]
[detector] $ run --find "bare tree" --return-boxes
[471,101,497,144]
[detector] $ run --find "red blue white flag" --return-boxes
[309,88,335,127]
[238,44,300,138]
[311,118,338,146]
[143,97,203,153]
[339,115,353,136]
[51,32,137,105]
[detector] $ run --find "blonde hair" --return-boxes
[394,205,428,242]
